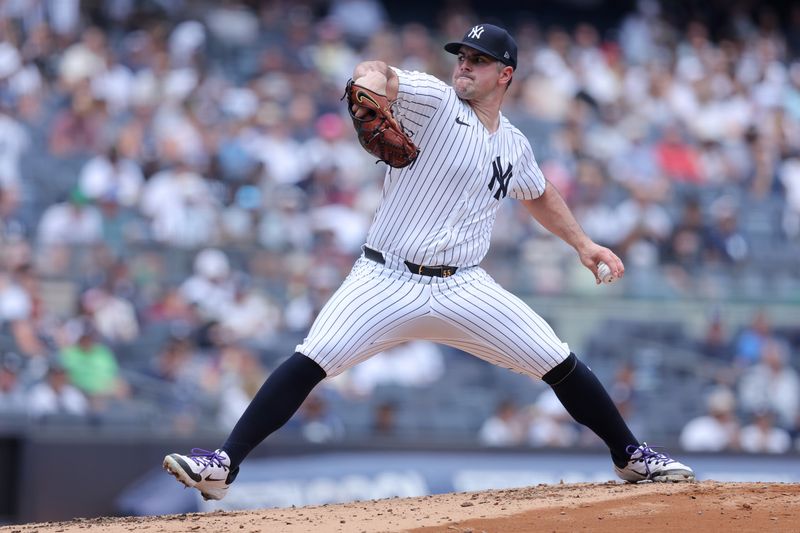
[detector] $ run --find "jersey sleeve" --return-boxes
[509,135,547,200]
[389,67,449,136]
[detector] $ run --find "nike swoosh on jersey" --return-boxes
[455,117,470,126]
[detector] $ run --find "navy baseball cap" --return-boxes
[445,23,517,69]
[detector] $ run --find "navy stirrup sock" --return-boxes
[222,352,326,469]
[542,353,638,468]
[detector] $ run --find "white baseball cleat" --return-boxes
[163,448,238,501]
[615,443,695,483]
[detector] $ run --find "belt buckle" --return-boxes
[414,262,453,278]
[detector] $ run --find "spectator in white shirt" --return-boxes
[78,146,143,207]
[139,160,219,248]
[180,249,235,322]
[245,122,309,186]
[0,271,31,323]
[219,273,280,344]
[37,189,103,246]
[344,341,445,396]
[738,338,800,429]
[739,409,792,454]
[479,400,527,447]
[528,389,581,447]
[81,287,140,344]
[0,109,29,190]
[27,363,89,419]
[59,26,107,87]
[680,386,741,452]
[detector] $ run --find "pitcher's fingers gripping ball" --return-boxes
[343,79,420,168]
[597,261,614,284]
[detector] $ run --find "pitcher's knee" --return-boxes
[542,353,578,386]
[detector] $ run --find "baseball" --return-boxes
[597,262,614,284]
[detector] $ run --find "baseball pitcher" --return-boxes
[164,23,694,501]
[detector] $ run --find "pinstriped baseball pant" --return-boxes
[297,253,571,378]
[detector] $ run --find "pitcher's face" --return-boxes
[452,46,504,100]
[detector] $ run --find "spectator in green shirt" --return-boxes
[60,320,129,409]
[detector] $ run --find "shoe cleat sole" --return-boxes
[651,471,696,483]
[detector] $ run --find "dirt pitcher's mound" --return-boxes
[4,481,799,533]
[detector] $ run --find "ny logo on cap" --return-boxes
[468,25,485,39]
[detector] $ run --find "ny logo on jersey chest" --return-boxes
[487,157,512,200]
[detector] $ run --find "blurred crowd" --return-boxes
[478,310,800,453]
[0,0,798,452]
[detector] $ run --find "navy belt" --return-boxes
[363,246,459,278]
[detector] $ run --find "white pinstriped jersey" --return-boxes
[365,67,547,268]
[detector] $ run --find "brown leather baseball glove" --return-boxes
[343,79,420,168]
